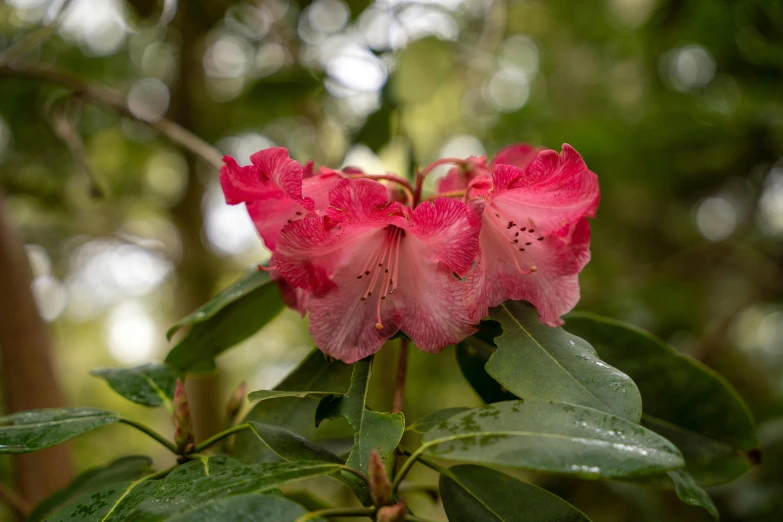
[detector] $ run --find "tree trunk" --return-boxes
[0,191,72,510]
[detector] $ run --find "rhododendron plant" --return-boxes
[3,141,754,522]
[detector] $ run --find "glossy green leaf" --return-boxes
[422,401,684,479]
[166,494,324,522]
[315,357,405,474]
[247,390,341,403]
[27,456,153,522]
[48,457,342,521]
[564,312,758,485]
[248,422,343,463]
[457,336,516,404]
[165,269,284,373]
[406,408,471,434]
[667,469,719,519]
[90,364,179,411]
[166,269,274,340]
[233,350,353,464]
[440,464,592,522]
[487,302,642,422]
[0,408,119,453]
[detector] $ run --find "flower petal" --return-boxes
[250,147,310,208]
[395,252,478,351]
[491,143,541,170]
[246,193,309,252]
[436,156,489,193]
[490,144,599,236]
[219,156,265,205]
[466,211,591,325]
[404,198,482,277]
[327,178,404,224]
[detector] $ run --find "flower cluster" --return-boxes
[220,143,599,363]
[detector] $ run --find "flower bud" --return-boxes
[369,450,393,507]
[172,378,195,453]
[376,504,405,522]
[226,381,247,421]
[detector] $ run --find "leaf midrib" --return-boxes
[495,303,614,414]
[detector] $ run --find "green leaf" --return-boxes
[247,390,341,403]
[440,464,592,522]
[0,408,119,453]
[90,364,179,411]
[486,302,642,422]
[422,401,684,479]
[457,336,516,404]
[315,357,405,474]
[166,494,324,522]
[564,312,758,485]
[667,469,719,520]
[165,269,284,373]
[27,456,153,522]
[248,422,343,464]
[233,350,353,464]
[406,408,471,434]
[48,457,342,521]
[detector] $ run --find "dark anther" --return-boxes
[525,242,532,246]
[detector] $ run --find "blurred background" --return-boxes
[0,0,781,520]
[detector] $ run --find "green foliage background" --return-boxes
[0,0,782,520]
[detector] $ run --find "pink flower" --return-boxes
[465,144,599,326]
[436,143,542,194]
[273,178,481,362]
[219,147,342,252]
[220,148,345,317]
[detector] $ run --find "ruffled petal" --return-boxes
[327,178,404,224]
[490,144,599,236]
[404,197,482,277]
[395,252,478,351]
[250,147,310,208]
[219,156,265,205]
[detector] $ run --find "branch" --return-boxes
[51,98,104,198]
[0,64,223,169]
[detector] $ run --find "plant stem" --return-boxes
[119,418,178,454]
[339,465,371,488]
[391,445,428,493]
[191,423,251,453]
[392,338,409,414]
[295,507,374,521]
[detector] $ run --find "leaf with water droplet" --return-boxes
[565,312,758,485]
[406,408,471,434]
[0,408,119,454]
[421,400,684,479]
[47,457,341,521]
[91,364,180,412]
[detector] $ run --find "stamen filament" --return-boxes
[376,228,401,328]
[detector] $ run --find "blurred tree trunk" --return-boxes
[169,2,225,442]
[0,191,72,511]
